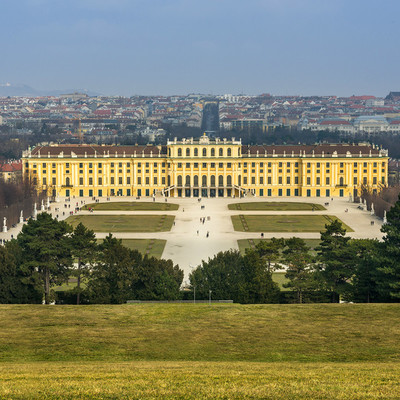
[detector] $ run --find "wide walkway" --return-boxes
[0,196,384,279]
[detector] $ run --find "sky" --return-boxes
[0,0,399,96]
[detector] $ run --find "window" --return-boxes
[202,163,207,168]
[186,163,190,168]
[111,163,114,167]
[119,177,123,185]
[227,163,232,168]
[98,177,102,185]
[286,177,290,184]
[162,177,165,185]
[278,177,282,184]
[252,162,255,167]
[127,177,130,184]
[227,148,232,156]
[373,177,377,184]
[219,148,223,156]
[268,177,272,184]
[52,177,56,185]
[316,177,320,185]
[251,177,255,184]
[186,148,190,156]
[353,177,357,184]
[287,162,290,167]
[326,177,330,185]
[211,148,215,156]
[243,177,248,184]
[307,177,311,185]
[354,162,357,167]
[146,177,150,185]
[326,163,330,168]
[259,177,264,184]
[295,177,298,184]
[178,163,182,168]
[203,148,207,156]
[194,163,198,168]
[211,163,215,168]
[42,163,46,168]
[317,162,320,168]
[363,177,367,184]
[98,163,102,168]
[111,177,114,185]
[154,177,158,184]
[178,148,182,156]
[89,177,93,185]
[382,176,385,184]
[194,148,198,156]
[42,177,46,185]
[138,177,141,184]
[279,162,283,168]
[286,189,291,196]
[219,163,223,168]
[307,162,311,168]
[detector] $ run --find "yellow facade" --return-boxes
[22,136,388,199]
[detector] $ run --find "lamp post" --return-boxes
[193,286,196,304]
[209,290,212,305]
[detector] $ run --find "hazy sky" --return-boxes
[1,0,399,96]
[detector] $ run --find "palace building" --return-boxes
[22,135,388,199]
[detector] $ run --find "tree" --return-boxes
[131,257,183,301]
[348,239,384,303]
[282,238,317,303]
[254,238,285,272]
[316,220,354,302]
[87,234,139,304]
[0,240,42,303]
[380,194,400,298]
[189,249,279,304]
[17,213,72,304]
[70,223,97,305]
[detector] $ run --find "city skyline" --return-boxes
[1,0,399,96]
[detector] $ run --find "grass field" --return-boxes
[66,214,175,232]
[1,304,399,363]
[82,201,179,211]
[232,214,353,232]
[1,361,399,399]
[1,304,400,399]
[237,238,321,254]
[228,201,326,211]
[113,238,166,258]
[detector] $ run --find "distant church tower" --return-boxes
[201,98,220,135]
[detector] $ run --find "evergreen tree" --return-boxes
[87,234,138,304]
[282,237,317,303]
[0,240,42,303]
[17,213,72,304]
[380,194,400,299]
[316,220,354,302]
[70,223,98,305]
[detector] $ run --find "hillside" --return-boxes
[1,304,400,363]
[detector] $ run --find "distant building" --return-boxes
[201,99,220,134]
[0,161,22,182]
[353,116,389,133]
[385,92,400,101]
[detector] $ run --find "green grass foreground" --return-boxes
[95,238,166,258]
[1,361,399,399]
[83,201,179,211]
[66,215,175,232]
[1,304,399,363]
[1,304,400,399]
[228,201,326,211]
[232,214,353,232]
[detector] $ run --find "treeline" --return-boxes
[0,180,47,229]
[0,214,183,304]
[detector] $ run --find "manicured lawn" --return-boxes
[115,239,166,258]
[228,201,326,211]
[66,214,175,232]
[1,361,399,400]
[232,214,353,232]
[237,238,321,255]
[82,201,179,211]
[0,304,399,363]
